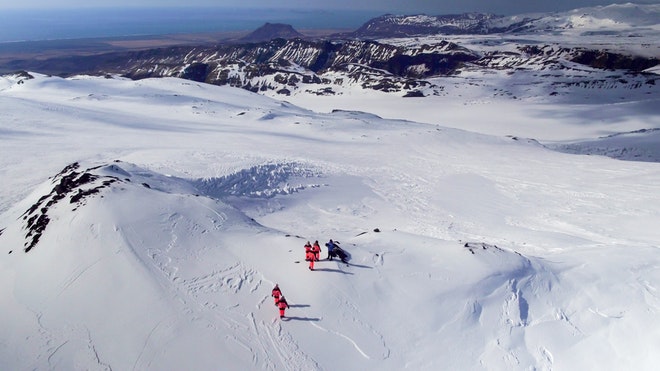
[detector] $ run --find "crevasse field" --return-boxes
[0,68,659,370]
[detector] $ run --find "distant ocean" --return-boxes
[0,7,379,43]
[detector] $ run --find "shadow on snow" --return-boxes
[282,316,321,322]
[312,268,354,275]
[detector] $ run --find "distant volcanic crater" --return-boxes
[20,162,123,252]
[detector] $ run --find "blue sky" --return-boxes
[4,0,660,15]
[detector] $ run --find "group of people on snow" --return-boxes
[304,239,348,270]
[271,284,289,318]
[304,240,321,270]
[272,239,349,319]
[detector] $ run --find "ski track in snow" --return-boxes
[132,214,318,370]
[309,321,372,360]
[25,312,112,371]
[132,206,386,370]
[261,319,320,371]
[132,317,175,371]
[54,257,104,298]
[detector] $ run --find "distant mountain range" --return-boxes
[1,4,658,99]
[351,13,516,37]
[352,3,660,37]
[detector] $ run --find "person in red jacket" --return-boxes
[277,296,290,318]
[306,248,316,270]
[311,240,321,262]
[271,284,282,305]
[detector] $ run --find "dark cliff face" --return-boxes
[570,50,660,72]
[472,44,660,74]
[111,38,479,93]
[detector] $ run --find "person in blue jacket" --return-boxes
[325,239,337,260]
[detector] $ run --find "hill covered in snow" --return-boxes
[1,72,659,370]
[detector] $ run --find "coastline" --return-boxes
[0,28,351,73]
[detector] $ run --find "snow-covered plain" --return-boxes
[1,70,660,371]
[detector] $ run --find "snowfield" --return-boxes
[1,72,659,370]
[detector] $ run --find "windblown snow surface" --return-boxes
[0,73,659,370]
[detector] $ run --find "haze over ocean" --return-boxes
[0,7,378,43]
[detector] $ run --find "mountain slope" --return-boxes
[1,74,660,369]
[2,159,658,370]
[353,3,660,38]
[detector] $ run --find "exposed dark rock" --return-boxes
[403,90,425,97]
[570,50,660,72]
[463,242,504,255]
[181,63,211,82]
[5,70,35,82]
[20,163,121,253]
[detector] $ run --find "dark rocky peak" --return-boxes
[240,23,305,43]
[7,70,34,79]
[17,162,127,252]
[0,70,34,85]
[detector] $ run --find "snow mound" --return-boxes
[551,127,660,162]
[585,3,660,27]
[0,161,273,369]
[0,71,34,90]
